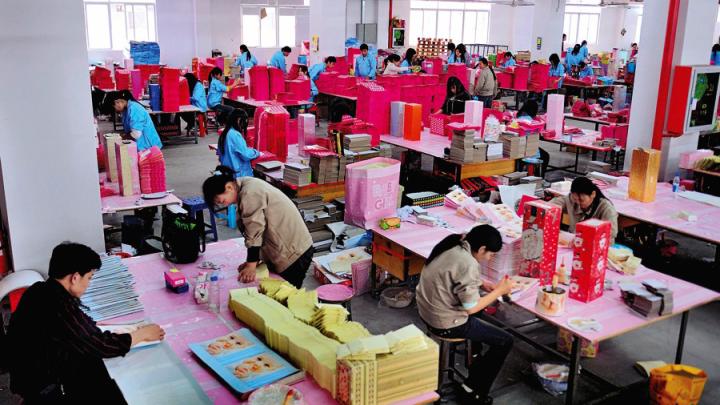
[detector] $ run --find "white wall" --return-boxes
[619,7,642,50]
[1,0,105,274]
[488,4,514,49]
[156,0,197,68]
[595,6,624,52]
[530,0,565,60]
[512,6,534,53]
[309,0,348,63]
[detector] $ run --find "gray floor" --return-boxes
[1,117,718,405]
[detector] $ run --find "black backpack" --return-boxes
[162,211,206,264]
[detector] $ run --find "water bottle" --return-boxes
[672,172,680,193]
[209,272,220,313]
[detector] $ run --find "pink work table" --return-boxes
[380,130,449,159]
[99,173,182,214]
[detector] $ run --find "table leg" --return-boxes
[566,336,581,405]
[371,261,378,298]
[675,311,689,364]
[574,149,581,173]
[591,150,597,161]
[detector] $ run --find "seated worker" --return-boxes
[269,46,292,73]
[550,176,619,241]
[309,56,337,98]
[354,43,377,80]
[565,44,582,70]
[416,225,514,404]
[179,73,208,133]
[217,109,260,178]
[234,44,258,73]
[577,61,594,79]
[113,90,163,151]
[207,67,241,126]
[447,42,457,63]
[401,48,417,69]
[382,54,410,75]
[579,40,589,61]
[203,166,314,288]
[8,242,165,404]
[548,53,566,88]
[502,51,516,68]
[437,76,471,115]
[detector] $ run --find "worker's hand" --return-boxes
[237,262,257,283]
[130,324,165,346]
[494,276,515,296]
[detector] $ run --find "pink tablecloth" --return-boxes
[543,128,611,152]
[380,130,450,159]
[100,173,182,214]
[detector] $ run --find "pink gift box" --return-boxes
[496,71,513,89]
[356,82,389,141]
[600,124,629,148]
[447,64,470,90]
[446,121,479,140]
[285,79,311,101]
[678,149,713,169]
[249,66,269,100]
[429,113,446,135]
[528,63,550,92]
[268,66,285,100]
[512,66,529,91]
[257,105,289,162]
[228,84,249,100]
[520,201,561,286]
[569,219,612,303]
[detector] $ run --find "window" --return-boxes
[241,1,309,48]
[563,6,600,46]
[634,15,643,45]
[83,0,157,50]
[409,1,490,46]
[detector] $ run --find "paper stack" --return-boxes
[501,133,527,159]
[283,163,312,186]
[473,142,487,162]
[486,141,504,160]
[384,324,428,355]
[286,289,318,324]
[255,160,283,173]
[444,188,472,209]
[343,134,372,153]
[310,155,340,184]
[138,146,166,193]
[298,113,316,157]
[450,129,476,162]
[324,322,372,344]
[520,176,544,192]
[115,140,140,196]
[311,304,349,331]
[404,191,444,208]
[80,255,143,321]
[103,133,122,182]
[525,133,541,157]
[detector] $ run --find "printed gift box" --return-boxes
[520,201,561,286]
[569,219,611,303]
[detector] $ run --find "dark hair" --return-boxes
[504,52,513,58]
[579,61,587,69]
[281,46,292,53]
[114,89,136,103]
[203,165,236,212]
[581,40,587,46]
[456,44,467,63]
[325,56,337,64]
[298,65,309,75]
[549,53,560,67]
[571,44,581,56]
[48,242,101,279]
[446,76,467,98]
[479,57,496,81]
[360,43,368,51]
[571,176,610,217]
[218,108,248,156]
[208,67,223,84]
[426,225,502,264]
[518,100,538,119]
[713,44,720,53]
[184,73,199,95]
[563,33,567,39]
[388,54,401,63]
[404,48,416,65]
[631,43,638,48]
[240,44,252,61]
[447,42,456,52]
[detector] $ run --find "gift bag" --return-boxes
[102,133,122,182]
[344,158,401,229]
[650,365,707,405]
[556,329,599,358]
[115,140,140,196]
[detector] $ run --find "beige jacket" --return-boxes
[416,242,482,330]
[236,177,313,273]
[550,195,618,242]
[471,66,497,97]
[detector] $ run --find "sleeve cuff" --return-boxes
[462,301,477,310]
[247,246,260,263]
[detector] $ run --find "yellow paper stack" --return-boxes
[324,322,371,344]
[384,324,428,355]
[286,289,318,324]
[311,304,349,331]
[229,288,294,333]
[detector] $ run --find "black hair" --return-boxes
[388,54,401,63]
[456,44,467,63]
[218,108,248,156]
[426,225,502,264]
[479,57,496,81]
[446,76,467,98]
[240,44,252,61]
[581,40,587,46]
[579,61,587,69]
[281,46,292,53]
[518,100,538,119]
[114,89,137,103]
[563,33,567,39]
[298,65,309,75]
[184,73,199,95]
[571,44,581,56]
[713,44,720,53]
[360,43,368,51]
[504,51,513,58]
[325,56,337,64]
[631,43,638,48]
[203,165,236,212]
[208,67,223,85]
[447,42,456,52]
[404,48,416,65]
[48,242,101,279]
[549,53,560,68]
[571,176,610,218]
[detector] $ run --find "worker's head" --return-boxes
[446,76,465,97]
[572,44,581,56]
[325,56,337,69]
[549,53,560,67]
[360,43,369,57]
[404,48,416,63]
[631,43,638,50]
[713,44,720,54]
[112,90,135,113]
[447,42,456,53]
[388,54,401,66]
[203,165,238,212]
[571,176,607,211]
[518,100,539,119]
[579,61,587,69]
[49,242,101,298]
[218,109,249,156]
[426,225,502,265]
[478,57,489,68]
[240,44,249,53]
[581,40,587,47]
[298,65,309,77]
[184,73,199,93]
[209,67,223,84]
[281,46,292,56]
[455,44,466,58]
[563,33,567,41]
[504,51,513,59]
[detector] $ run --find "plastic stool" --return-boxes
[317,284,354,321]
[214,203,237,230]
[427,332,472,398]
[181,196,218,242]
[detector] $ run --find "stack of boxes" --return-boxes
[283,163,312,187]
[501,133,527,159]
[525,133,540,157]
[569,219,612,302]
[450,129,476,163]
[356,82,390,140]
[343,134,372,154]
[159,67,180,112]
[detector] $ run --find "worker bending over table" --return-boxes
[216,109,259,178]
[8,242,165,404]
[438,76,471,115]
[269,46,291,73]
[416,225,515,405]
[550,176,619,242]
[207,67,241,126]
[113,90,163,151]
[203,166,314,288]
[234,44,258,73]
[354,43,377,80]
[309,56,337,98]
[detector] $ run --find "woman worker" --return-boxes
[548,53,566,88]
[502,52,516,68]
[416,225,514,405]
[437,76,471,115]
[179,73,207,133]
[471,57,498,108]
[447,42,457,63]
[207,67,241,126]
[203,166,314,288]
[235,44,258,73]
[216,109,260,178]
[113,90,162,151]
[550,176,619,242]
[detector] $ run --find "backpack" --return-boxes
[162,211,206,264]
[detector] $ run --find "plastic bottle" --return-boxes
[209,272,220,313]
[672,172,680,193]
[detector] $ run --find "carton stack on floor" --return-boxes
[525,133,540,157]
[283,163,312,186]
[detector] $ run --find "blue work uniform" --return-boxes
[447,54,457,64]
[580,45,589,61]
[354,55,377,79]
[549,63,566,88]
[207,78,226,108]
[712,52,720,66]
[190,82,208,113]
[123,100,162,151]
[565,52,580,68]
[235,52,258,71]
[578,66,594,79]
[503,58,516,68]
[269,51,287,73]
[218,128,260,178]
[309,63,326,97]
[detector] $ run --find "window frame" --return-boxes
[241,1,309,49]
[409,1,491,46]
[563,7,600,47]
[83,0,157,51]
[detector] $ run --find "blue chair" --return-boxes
[181,196,218,242]
[214,203,237,230]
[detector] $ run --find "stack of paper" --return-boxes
[343,134,372,153]
[445,188,472,209]
[405,191,444,208]
[324,322,371,344]
[310,155,340,184]
[473,142,487,162]
[508,276,539,300]
[138,146,166,193]
[520,176,544,191]
[450,129,476,162]
[337,335,390,360]
[501,133,527,159]
[486,141,504,160]
[384,324,428,355]
[80,255,143,321]
[311,304,349,332]
[525,133,541,157]
[255,160,283,173]
[283,163,312,186]
[286,289,318,324]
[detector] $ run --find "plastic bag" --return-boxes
[533,363,569,397]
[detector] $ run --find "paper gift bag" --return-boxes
[390,101,405,137]
[298,113,315,157]
[628,148,661,202]
[650,364,707,405]
[569,219,611,303]
[257,106,290,162]
[249,66,270,101]
[103,133,122,182]
[464,100,484,126]
[545,94,565,136]
[115,140,140,196]
[557,329,599,358]
[344,158,401,229]
[520,201,561,286]
[268,67,286,99]
[403,103,422,141]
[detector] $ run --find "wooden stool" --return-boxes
[427,332,472,399]
[317,284,354,321]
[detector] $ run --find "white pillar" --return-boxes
[0,0,105,275]
[309,0,349,64]
[530,0,566,61]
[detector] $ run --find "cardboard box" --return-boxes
[403,103,422,141]
[569,219,612,303]
[628,148,661,202]
[520,201,561,286]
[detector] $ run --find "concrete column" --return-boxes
[309,0,348,64]
[0,0,105,274]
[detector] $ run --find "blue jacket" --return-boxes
[549,63,565,88]
[309,63,326,96]
[218,128,260,178]
[580,45,589,61]
[123,100,162,151]
[190,82,208,113]
[207,78,226,108]
[565,52,581,67]
[235,52,258,71]
[269,51,287,73]
[447,54,457,64]
[578,66,594,79]
[354,55,377,79]
[503,58,516,68]
[712,52,720,66]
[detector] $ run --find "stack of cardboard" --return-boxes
[255,160,283,173]
[473,142,488,162]
[343,134,372,153]
[486,142,504,160]
[310,156,340,184]
[501,133,527,159]
[525,133,541,157]
[450,129,476,162]
[284,163,312,186]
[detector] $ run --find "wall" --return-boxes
[619,6,642,50]
[347,0,378,44]
[309,0,348,63]
[595,6,624,52]
[511,6,534,52]
[530,0,565,60]
[156,0,197,67]
[1,0,105,274]
[488,4,514,49]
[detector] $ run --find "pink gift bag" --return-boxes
[115,140,140,196]
[344,157,401,229]
[297,113,315,157]
[268,67,285,100]
[249,66,270,100]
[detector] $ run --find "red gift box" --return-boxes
[249,66,270,101]
[285,79,311,101]
[199,63,215,84]
[347,47,361,68]
[179,77,190,105]
[569,219,612,303]
[137,64,161,88]
[429,113,446,135]
[268,66,285,99]
[356,82,389,142]
[228,84,249,100]
[206,57,224,70]
[496,71,513,89]
[600,124,629,148]
[424,57,443,75]
[160,67,180,112]
[115,70,130,90]
[256,105,289,162]
[447,64,470,90]
[528,63,550,92]
[512,65,529,91]
[315,72,339,93]
[520,201,561,286]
